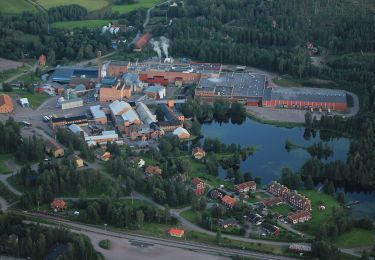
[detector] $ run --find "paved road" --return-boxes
[0,197,9,212]
[20,212,295,260]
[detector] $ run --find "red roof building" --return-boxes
[286,192,312,211]
[145,165,162,176]
[263,197,284,207]
[287,211,312,224]
[234,181,256,193]
[0,94,14,113]
[134,33,151,51]
[50,199,67,211]
[191,178,205,196]
[221,195,237,208]
[268,181,289,198]
[192,147,206,160]
[168,228,184,237]
[38,54,46,66]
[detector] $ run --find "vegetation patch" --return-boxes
[296,190,340,234]
[99,239,111,249]
[247,192,271,203]
[0,89,50,109]
[269,204,294,216]
[36,0,110,12]
[0,0,37,14]
[112,0,161,14]
[0,154,12,174]
[336,228,375,248]
[0,181,19,203]
[51,20,116,29]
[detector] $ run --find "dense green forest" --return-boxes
[0,213,102,259]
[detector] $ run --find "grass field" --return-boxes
[51,19,116,29]
[247,192,271,203]
[0,89,50,109]
[181,209,201,225]
[0,66,29,83]
[0,0,37,14]
[296,190,340,235]
[270,204,294,216]
[112,0,160,14]
[0,154,12,175]
[336,228,375,248]
[36,0,110,12]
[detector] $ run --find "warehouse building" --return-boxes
[85,130,119,146]
[144,85,166,99]
[90,105,107,124]
[263,87,347,111]
[51,115,88,128]
[61,98,83,110]
[100,79,131,102]
[136,102,157,125]
[51,67,98,83]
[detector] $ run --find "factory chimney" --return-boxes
[97,51,102,82]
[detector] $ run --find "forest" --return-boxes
[0,213,101,259]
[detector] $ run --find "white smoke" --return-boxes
[150,38,162,59]
[160,36,170,59]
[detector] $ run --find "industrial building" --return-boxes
[85,130,119,146]
[90,105,107,124]
[99,79,131,102]
[51,67,98,83]
[51,115,88,128]
[61,98,83,110]
[136,102,157,125]
[195,72,348,111]
[144,85,166,99]
[263,86,347,111]
[0,94,14,113]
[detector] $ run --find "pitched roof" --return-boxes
[90,105,106,119]
[288,211,311,221]
[50,199,66,209]
[145,165,161,175]
[221,195,236,206]
[168,228,184,237]
[121,108,140,123]
[263,197,283,207]
[191,178,204,185]
[173,127,189,136]
[0,94,13,107]
[109,100,131,116]
[235,181,256,190]
[193,147,205,155]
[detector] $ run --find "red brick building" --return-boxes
[234,181,256,193]
[268,181,289,198]
[134,33,151,51]
[286,192,312,211]
[100,81,131,102]
[221,195,237,208]
[191,178,205,196]
[287,211,312,224]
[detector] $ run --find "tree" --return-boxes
[323,180,335,195]
[216,229,222,244]
[48,49,56,66]
[156,105,164,121]
[304,175,315,190]
[190,120,201,136]
[199,197,207,210]
[2,83,13,92]
[136,210,144,229]
[337,191,345,204]
[361,250,370,260]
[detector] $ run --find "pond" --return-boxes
[201,118,350,184]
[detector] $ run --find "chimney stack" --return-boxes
[97,51,102,82]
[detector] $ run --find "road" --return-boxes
[0,197,9,212]
[143,1,171,28]
[19,212,295,260]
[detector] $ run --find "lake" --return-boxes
[201,118,350,184]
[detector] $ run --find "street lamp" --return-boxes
[104,223,107,232]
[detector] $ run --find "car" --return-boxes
[44,158,49,161]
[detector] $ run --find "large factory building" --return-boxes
[195,73,348,112]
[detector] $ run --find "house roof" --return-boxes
[221,195,236,206]
[235,181,256,190]
[263,197,283,207]
[173,127,189,136]
[45,139,63,151]
[168,228,184,237]
[50,199,66,209]
[193,147,205,155]
[0,94,13,107]
[288,211,311,221]
[191,178,204,185]
[145,165,161,175]
[109,100,131,116]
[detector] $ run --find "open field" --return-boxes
[269,204,294,216]
[112,0,160,13]
[0,154,12,174]
[0,0,37,14]
[247,192,271,203]
[51,19,116,29]
[36,0,110,12]
[336,228,375,248]
[0,89,50,109]
[0,66,29,83]
[296,190,340,235]
[181,209,201,225]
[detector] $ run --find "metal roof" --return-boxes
[136,102,157,125]
[121,108,140,123]
[145,85,165,93]
[173,127,189,136]
[109,100,131,115]
[90,105,106,119]
[122,73,141,86]
[267,87,347,103]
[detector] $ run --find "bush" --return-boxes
[99,239,111,250]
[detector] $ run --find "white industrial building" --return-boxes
[85,130,119,146]
[61,98,83,110]
[136,102,157,125]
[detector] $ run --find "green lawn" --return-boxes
[36,0,110,12]
[0,89,50,109]
[112,0,161,14]
[52,20,116,29]
[270,204,294,216]
[336,229,375,248]
[180,209,201,224]
[296,190,341,234]
[0,154,12,174]
[0,66,29,83]
[0,0,37,14]
[247,192,271,203]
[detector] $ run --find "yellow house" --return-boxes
[70,155,84,168]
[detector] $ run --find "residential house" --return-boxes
[168,228,184,238]
[50,199,67,211]
[192,147,206,160]
[234,181,256,194]
[191,178,205,196]
[145,165,162,176]
[45,139,64,158]
[97,151,111,161]
[0,94,14,113]
[247,213,264,225]
[218,218,237,229]
[210,189,224,200]
[286,192,312,211]
[262,223,280,236]
[289,244,312,253]
[263,197,284,207]
[172,127,190,139]
[70,155,84,168]
[268,181,289,198]
[221,195,237,208]
[287,211,312,224]
[38,54,46,66]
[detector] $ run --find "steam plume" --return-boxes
[150,38,162,59]
[160,36,170,59]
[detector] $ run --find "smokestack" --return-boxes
[160,36,170,59]
[97,50,102,82]
[150,39,162,60]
